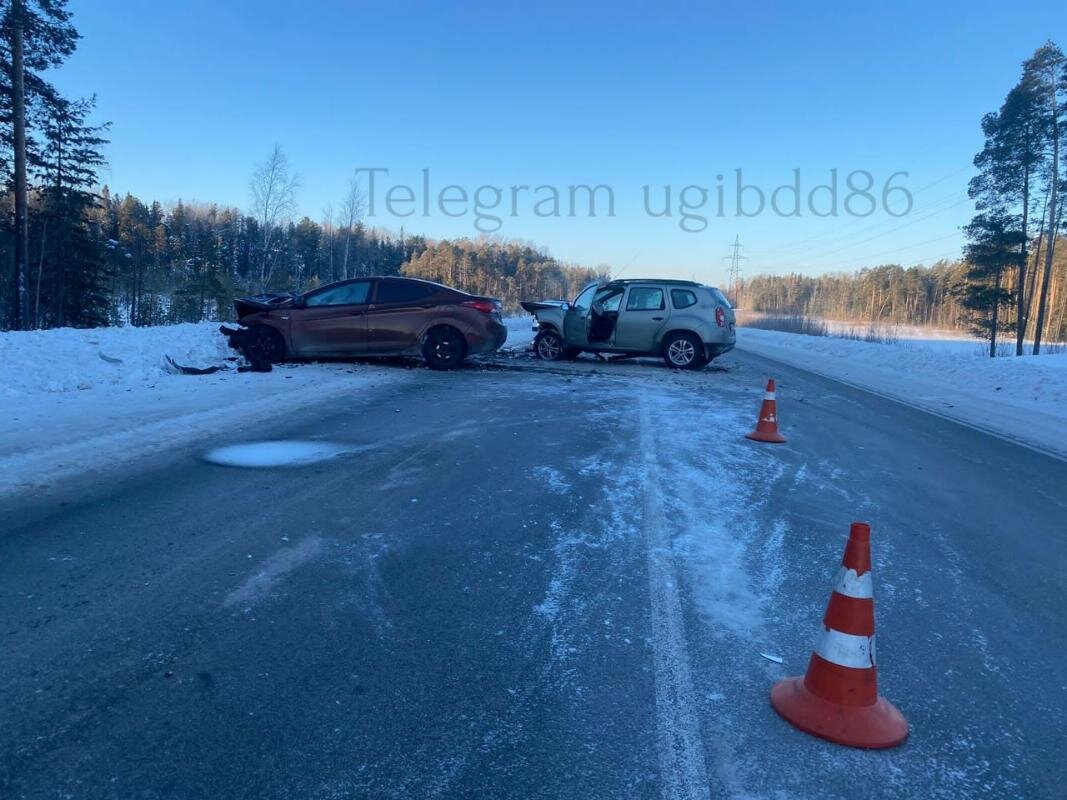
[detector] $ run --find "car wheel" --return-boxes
[241,325,286,364]
[423,325,468,370]
[662,332,705,370]
[534,330,566,361]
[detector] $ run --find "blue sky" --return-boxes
[53,0,1064,285]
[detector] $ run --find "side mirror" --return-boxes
[562,303,571,311]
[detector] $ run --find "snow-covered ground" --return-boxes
[0,323,407,496]
[737,327,1067,459]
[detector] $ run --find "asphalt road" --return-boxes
[2,350,1064,799]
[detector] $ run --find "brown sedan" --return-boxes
[233,277,507,370]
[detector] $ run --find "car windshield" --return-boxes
[572,284,599,311]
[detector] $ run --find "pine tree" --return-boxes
[970,76,1045,354]
[33,92,109,327]
[1024,42,1066,354]
[1,0,79,329]
[958,212,1025,356]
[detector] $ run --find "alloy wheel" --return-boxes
[668,338,695,366]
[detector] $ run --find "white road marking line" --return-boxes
[639,395,712,800]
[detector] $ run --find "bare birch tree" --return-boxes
[249,145,298,292]
[339,172,365,280]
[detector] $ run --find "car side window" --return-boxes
[671,289,698,309]
[572,285,598,311]
[305,281,371,307]
[375,280,437,304]
[626,287,665,311]
[593,287,623,312]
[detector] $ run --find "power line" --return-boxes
[760,187,967,261]
[758,166,973,257]
[804,233,963,272]
[770,195,971,269]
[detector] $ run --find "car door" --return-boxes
[614,285,669,351]
[563,283,599,347]
[364,278,441,353]
[289,280,373,356]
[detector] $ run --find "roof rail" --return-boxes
[606,278,703,287]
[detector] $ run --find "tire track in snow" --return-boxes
[639,395,712,800]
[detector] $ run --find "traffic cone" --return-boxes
[770,522,908,749]
[746,379,786,443]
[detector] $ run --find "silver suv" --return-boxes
[520,279,736,369]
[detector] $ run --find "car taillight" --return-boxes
[715,307,726,327]
[463,300,499,314]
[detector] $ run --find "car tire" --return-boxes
[534,330,566,361]
[241,325,286,364]
[423,325,468,370]
[662,332,705,370]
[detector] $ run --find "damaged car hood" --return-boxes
[520,300,569,313]
[234,293,296,319]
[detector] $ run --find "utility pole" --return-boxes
[722,235,747,308]
[10,0,29,329]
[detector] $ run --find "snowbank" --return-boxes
[0,323,406,497]
[0,322,232,397]
[736,328,1067,459]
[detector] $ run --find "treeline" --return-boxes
[740,262,969,329]
[741,247,1067,341]
[94,191,425,326]
[958,41,1066,355]
[402,240,603,307]
[95,192,598,322]
[4,182,602,327]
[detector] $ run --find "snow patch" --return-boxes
[203,440,353,468]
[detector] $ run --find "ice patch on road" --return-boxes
[532,465,571,494]
[641,386,789,641]
[204,440,354,468]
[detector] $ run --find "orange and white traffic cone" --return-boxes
[746,379,787,443]
[770,522,908,749]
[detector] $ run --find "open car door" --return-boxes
[563,283,599,347]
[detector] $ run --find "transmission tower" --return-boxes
[722,235,747,308]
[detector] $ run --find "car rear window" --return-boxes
[376,280,438,304]
[709,287,732,308]
[626,287,665,311]
[671,289,698,309]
